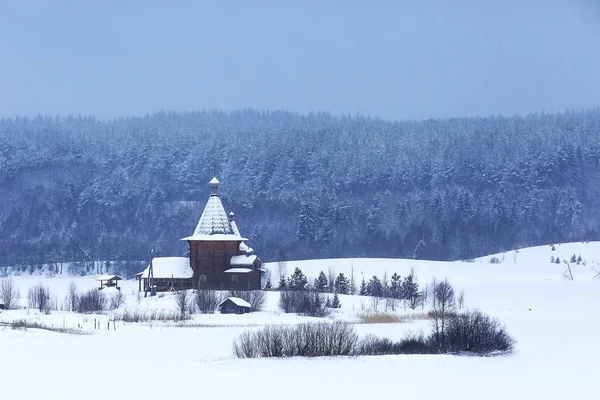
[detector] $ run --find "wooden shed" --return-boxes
[218,297,251,314]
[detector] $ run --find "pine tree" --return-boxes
[413,239,425,260]
[314,271,329,292]
[287,267,308,290]
[334,273,350,294]
[403,272,421,308]
[325,297,332,308]
[389,273,402,299]
[278,276,287,290]
[331,292,341,308]
[359,278,368,296]
[296,202,316,243]
[367,276,383,297]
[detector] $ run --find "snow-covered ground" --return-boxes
[1,242,599,399]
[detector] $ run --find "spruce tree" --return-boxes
[334,273,350,294]
[389,273,402,299]
[367,276,384,297]
[331,292,341,308]
[314,271,329,292]
[287,267,308,290]
[359,278,368,296]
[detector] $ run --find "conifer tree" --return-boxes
[334,273,350,294]
[314,271,329,292]
[367,276,384,297]
[359,277,368,296]
[389,273,402,299]
[287,267,308,290]
[331,292,341,308]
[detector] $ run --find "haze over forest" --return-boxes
[1,1,600,120]
[1,1,600,275]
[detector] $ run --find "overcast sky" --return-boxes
[1,0,600,121]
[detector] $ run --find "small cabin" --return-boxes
[218,297,251,314]
[96,275,123,291]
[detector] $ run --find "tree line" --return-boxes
[1,108,600,275]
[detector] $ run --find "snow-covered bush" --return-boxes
[432,310,515,356]
[278,289,328,317]
[0,276,19,309]
[77,289,106,313]
[233,322,358,358]
[194,290,221,314]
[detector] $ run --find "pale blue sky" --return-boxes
[1,0,599,120]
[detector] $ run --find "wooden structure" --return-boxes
[96,275,123,291]
[138,257,194,292]
[181,177,262,291]
[137,176,262,292]
[218,297,251,314]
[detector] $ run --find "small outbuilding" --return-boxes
[218,297,251,314]
[96,275,123,291]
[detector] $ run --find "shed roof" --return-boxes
[219,297,251,308]
[138,257,193,279]
[95,275,123,281]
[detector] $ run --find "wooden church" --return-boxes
[138,176,262,292]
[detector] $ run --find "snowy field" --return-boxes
[1,242,599,399]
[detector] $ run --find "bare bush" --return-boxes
[194,290,221,314]
[0,276,19,309]
[109,290,126,310]
[66,281,78,312]
[229,290,266,312]
[278,290,328,317]
[233,322,358,358]
[175,289,191,318]
[77,289,106,313]
[355,333,431,355]
[114,309,184,322]
[437,310,516,356]
[28,283,51,313]
[430,279,456,353]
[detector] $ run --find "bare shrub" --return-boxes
[229,290,266,312]
[66,281,78,311]
[77,289,106,313]
[109,290,126,310]
[195,290,221,314]
[438,310,516,356]
[175,289,191,318]
[489,256,501,264]
[233,322,358,358]
[0,276,19,309]
[114,309,183,322]
[430,279,456,353]
[458,289,465,309]
[278,290,329,317]
[28,283,51,313]
[355,333,431,356]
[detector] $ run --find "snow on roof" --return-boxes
[209,177,220,185]
[239,242,254,253]
[193,195,234,235]
[182,234,247,241]
[219,297,251,308]
[230,255,258,266]
[230,219,241,236]
[224,268,253,273]
[95,275,123,281]
[139,257,193,279]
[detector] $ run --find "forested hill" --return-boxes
[1,109,600,275]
